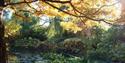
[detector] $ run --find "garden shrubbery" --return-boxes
[7,16,125,63]
[10,25,125,63]
[57,38,85,56]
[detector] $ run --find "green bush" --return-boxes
[41,53,83,63]
[83,26,125,62]
[41,52,112,63]
[56,38,85,56]
[14,37,42,48]
[20,26,47,41]
[29,27,47,41]
[46,17,64,43]
[8,55,20,63]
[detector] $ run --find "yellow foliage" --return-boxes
[85,20,99,27]
[60,21,82,33]
[5,0,121,33]
[5,22,22,37]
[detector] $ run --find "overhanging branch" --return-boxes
[5,0,121,26]
[44,1,114,25]
[5,0,36,6]
[44,0,70,3]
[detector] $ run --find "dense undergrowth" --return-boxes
[6,17,125,63]
[7,25,125,63]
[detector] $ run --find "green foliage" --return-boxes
[46,17,64,42]
[46,17,79,43]
[5,21,21,37]
[10,0,20,3]
[8,55,20,63]
[14,37,42,48]
[30,27,47,41]
[111,42,125,61]
[41,52,112,63]
[18,14,48,41]
[20,15,39,33]
[10,25,125,63]
[41,53,83,63]
[60,38,85,56]
[20,26,47,41]
[81,26,125,62]
[7,11,125,63]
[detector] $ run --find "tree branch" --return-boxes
[44,0,71,4]
[5,0,70,6]
[24,0,38,11]
[5,0,37,6]
[5,0,121,26]
[93,1,120,15]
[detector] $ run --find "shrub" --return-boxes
[41,53,83,63]
[20,26,47,41]
[46,17,63,43]
[57,38,85,56]
[14,37,42,48]
[83,26,125,63]
[8,54,20,63]
[29,27,47,41]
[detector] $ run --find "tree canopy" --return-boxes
[1,0,122,33]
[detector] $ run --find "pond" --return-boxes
[8,52,48,63]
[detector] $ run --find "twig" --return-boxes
[24,0,38,12]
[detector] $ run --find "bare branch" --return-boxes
[14,12,26,19]
[44,1,114,25]
[44,0,71,3]
[5,0,37,6]
[44,2,80,17]
[93,1,120,15]
[5,0,70,6]
[24,0,38,11]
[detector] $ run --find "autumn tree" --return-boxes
[0,0,122,62]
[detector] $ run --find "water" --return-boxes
[8,52,48,63]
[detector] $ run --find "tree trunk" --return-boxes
[0,20,6,63]
[0,0,7,63]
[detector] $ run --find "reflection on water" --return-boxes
[8,52,48,63]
